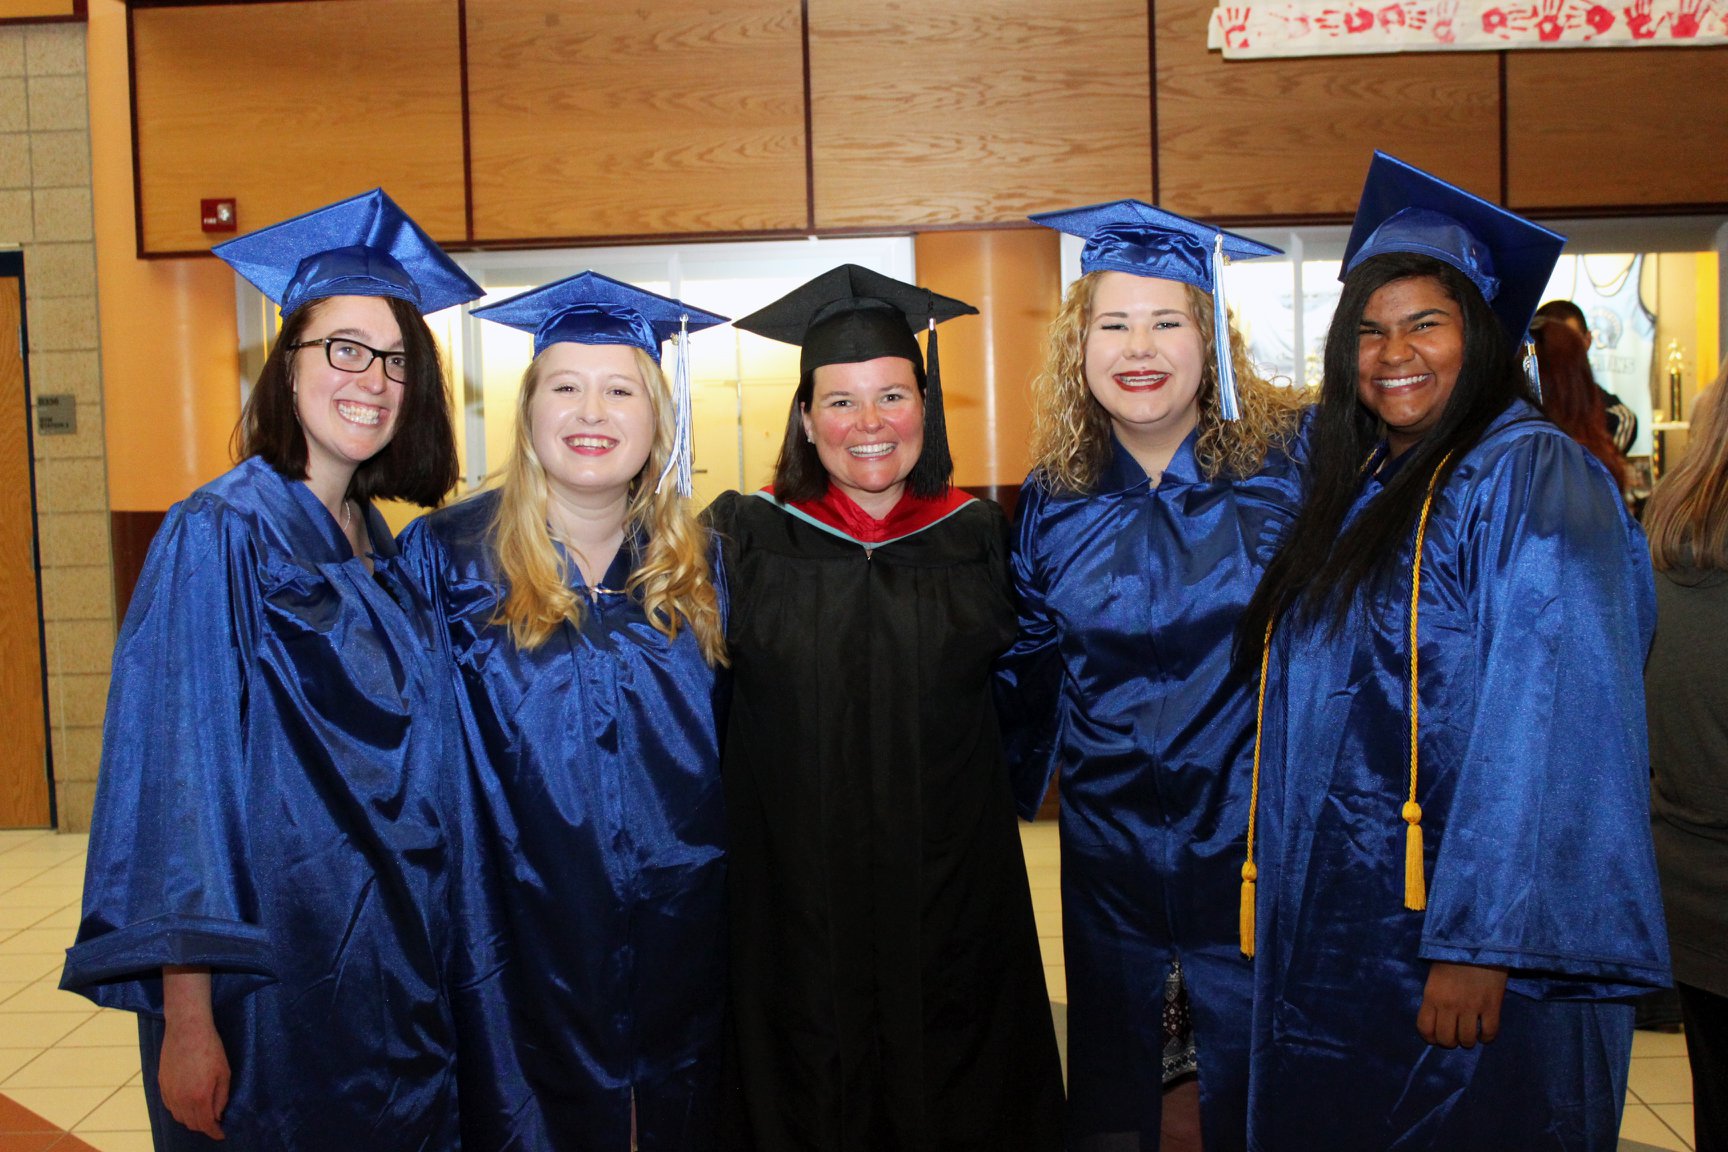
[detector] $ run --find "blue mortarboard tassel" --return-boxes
[1029,200,1283,423]
[212,188,481,317]
[656,316,696,498]
[1211,233,1240,422]
[1522,337,1543,402]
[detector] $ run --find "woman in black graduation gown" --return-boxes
[708,265,1064,1151]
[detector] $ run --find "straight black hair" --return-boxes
[235,295,459,508]
[771,355,952,503]
[1237,252,1537,659]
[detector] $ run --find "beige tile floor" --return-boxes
[0,829,149,1152]
[0,824,1696,1151]
[1016,820,1698,1152]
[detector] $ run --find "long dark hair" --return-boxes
[1238,252,1536,655]
[771,356,951,502]
[234,294,458,508]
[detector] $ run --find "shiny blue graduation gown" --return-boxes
[997,429,1305,1151]
[61,455,462,1152]
[1248,404,1670,1152]
[398,490,727,1152]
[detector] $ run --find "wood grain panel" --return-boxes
[1507,48,1728,210]
[0,279,52,827]
[1156,0,1499,220]
[0,0,79,20]
[466,0,807,240]
[131,0,467,254]
[809,0,1151,229]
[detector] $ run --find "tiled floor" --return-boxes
[1016,820,1699,1152]
[0,829,149,1152]
[0,825,1698,1151]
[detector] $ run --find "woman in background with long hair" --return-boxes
[1531,316,1629,494]
[1641,359,1728,1152]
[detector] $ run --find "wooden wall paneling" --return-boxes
[1155,0,1500,220]
[808,0,1152,230]
[0,0,82,22]
[131,0,468,254]
[465,0,807,241]
[1505,48,1728,212]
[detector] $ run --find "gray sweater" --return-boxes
[1647,565,1728,996]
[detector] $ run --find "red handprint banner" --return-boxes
[1208,0,1727,55]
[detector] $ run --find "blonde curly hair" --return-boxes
[1029,270,1308,495]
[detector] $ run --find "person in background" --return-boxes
[61,190,480,1151]
[1530,316,1630,494]
[1534,298,1639,453]
[996,200,1307,1151]
[1641,357,1728,1152]
[1238,153,1670,1151]
[709,265,1064,1151]
[399,273,731,1151]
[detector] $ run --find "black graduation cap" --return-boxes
[732,264,977,480]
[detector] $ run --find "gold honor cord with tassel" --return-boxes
[1239,617,1274,957]
[1402,450,1454,912]
[1238,449,1455,956]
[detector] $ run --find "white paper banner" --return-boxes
[1207,0,1728,56]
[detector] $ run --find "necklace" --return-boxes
[341,498,353,536]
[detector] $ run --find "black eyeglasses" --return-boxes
[289,338,410,384]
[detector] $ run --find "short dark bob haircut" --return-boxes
[770,354,952,503]
[233,294,458,508]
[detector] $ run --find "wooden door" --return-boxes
[0,275,52,826]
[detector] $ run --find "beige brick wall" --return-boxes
[2,21,111,833]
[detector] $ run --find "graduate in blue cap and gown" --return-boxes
[995,201,1308,1151]
[397,272,731,1151]
[1236,153,1670,1151]
[61,189,482,1151]
[709,265,1065,1151]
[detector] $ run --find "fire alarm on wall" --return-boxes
[201,199,238,233]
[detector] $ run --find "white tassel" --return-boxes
[655,314,695,498]
[1212,233,1240,422]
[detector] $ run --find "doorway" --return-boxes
[0,251,54,827]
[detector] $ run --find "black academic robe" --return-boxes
[707,489,1064,1152]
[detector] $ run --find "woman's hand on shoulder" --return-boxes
[1416,960,1508,1049]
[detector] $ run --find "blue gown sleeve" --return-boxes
[393,513,509,997]
[994,480,1065,820]
[62,496,275,1014]
[1418,435,1670,998]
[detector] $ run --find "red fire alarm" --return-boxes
[201,199,238,233]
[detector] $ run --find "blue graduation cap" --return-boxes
[470,271,728,359]
[1030,200,1284,421]
[1343,152,1566,350]
[473,272,730,499]
[212,188,482,318]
